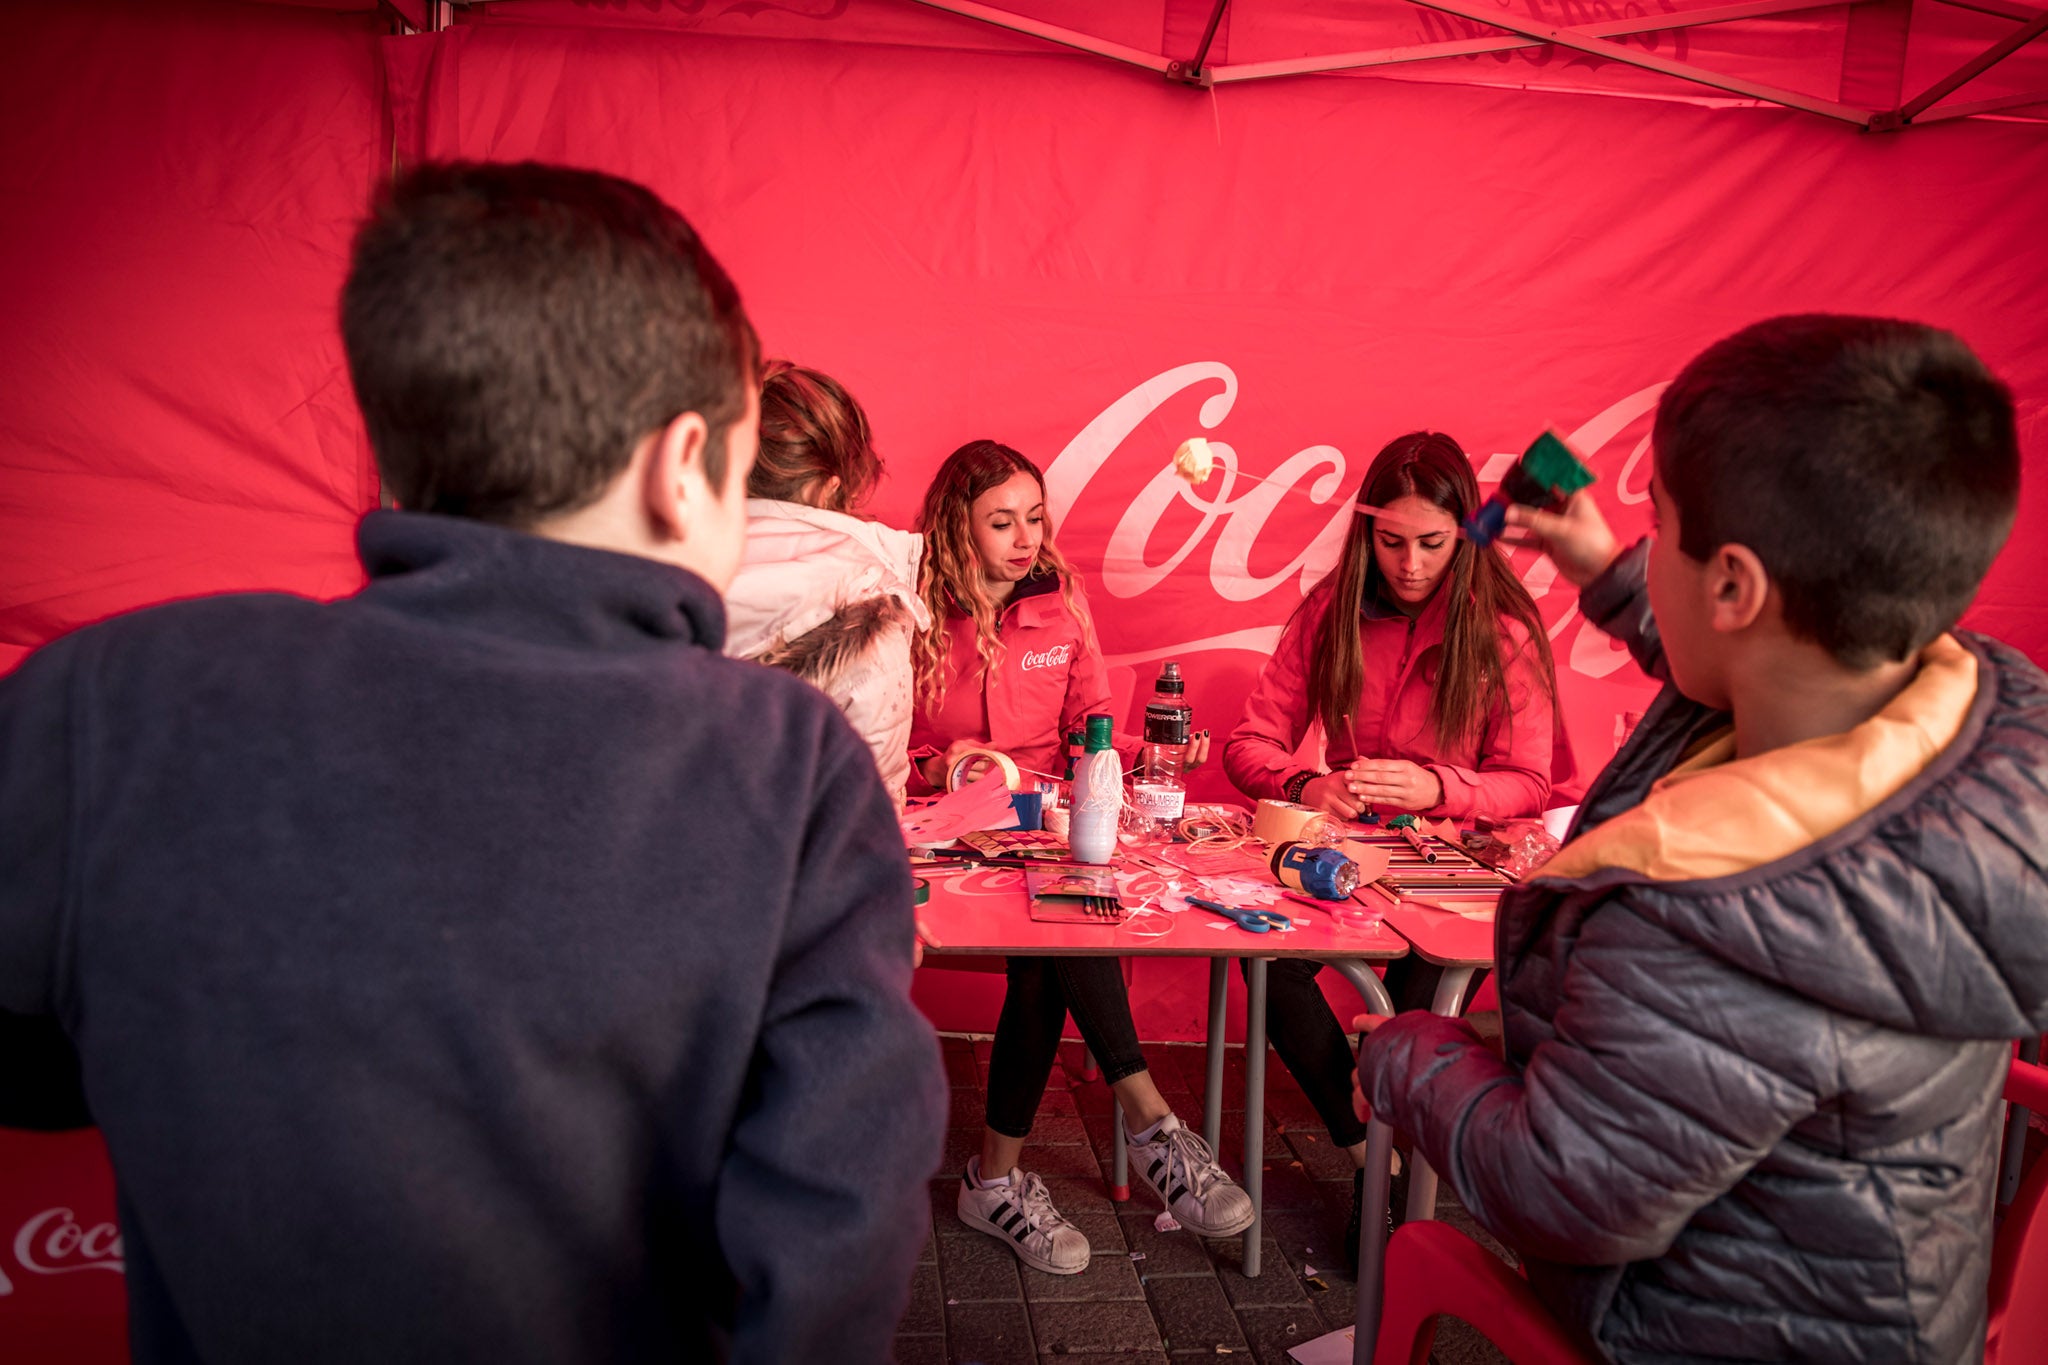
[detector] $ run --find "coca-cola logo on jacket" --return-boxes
[1019,644,1074,672]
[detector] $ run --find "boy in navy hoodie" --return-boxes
[0,162,945,1364]
[1357,315,2047,1363]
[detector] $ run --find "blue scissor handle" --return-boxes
[1184,895,1291,933]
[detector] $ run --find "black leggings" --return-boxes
[1247,957,1489,1149]
[984,956,1149,1139]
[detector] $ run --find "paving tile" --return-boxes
[1218,1113,1293,1164]
[1199,1234,1288,1288]
[1039,1175,1116,1217]
[1233,1305,1332,1365]
[1255,1207,1348,1274]
[899,1261,946,1336]
[1210,1244,1312,1310]
[1286,1129,1359,1183]
[1142,1274,1249,1355]
[1019,1142,1111,1182]
[919,1230,938,1265]
[1029,1114,1092,1146]
[892,1332,947,1365]
[945,1040,982,1088]
[947,1299,1037,1365]
[1020,1215,1143,1303]
[1037,1354,1169,1365]
[1036,1087,1081,1118]
[933,1178,973,1238]
[1427,1315,1514,1365]
[1251,1161,1325,1213]
[1026,1300,1164,1356]
[938,1224,1027,1302]
[1116,1211,1213,1278]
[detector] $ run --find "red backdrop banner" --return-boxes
[0,0,383,676]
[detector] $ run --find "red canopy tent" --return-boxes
[0,3,2043,1353]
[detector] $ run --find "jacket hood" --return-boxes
[1529,632,2048,1040]
[723,500,929,661]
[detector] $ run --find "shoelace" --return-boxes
[1013,1171,1068,1233]
[1159,1126,1227,1202]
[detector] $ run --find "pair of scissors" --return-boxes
[1184,895,1292,933]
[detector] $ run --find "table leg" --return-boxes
[1242,955,1270,1277]
[2001,1034,2043,1207]
[1324,960,1398,1365]
[1204,958,1228,1153]
[1352,1116,1395,1365]
[1403,965,1476,1225]
[1112,1095,1130,1201]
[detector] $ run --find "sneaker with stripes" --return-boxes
[1128,1114,1256,1237]
[956,1163,1091,1275]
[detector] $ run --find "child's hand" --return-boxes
[1505,490,1623,589]
[1350,1013,1391,1122]
[1347,758,1442,811]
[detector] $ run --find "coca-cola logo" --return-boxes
[1019,644,1074,672]
[1043,360,1667,683]
[3,1208,126,1293]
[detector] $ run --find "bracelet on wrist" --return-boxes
[1282,769,1317,804]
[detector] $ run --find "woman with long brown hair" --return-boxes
[911,440,1242,1279]
[1224,430,1569,1253]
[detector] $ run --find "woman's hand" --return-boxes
[1181,730,1211,772]
[1300,771,1364,819]
[1346,758,1444,812]
[922,738,1003,791]
[1504,490,1623,589]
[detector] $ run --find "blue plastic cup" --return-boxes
[1009,791,1044,832]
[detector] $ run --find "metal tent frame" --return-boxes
[885,0,2048,131]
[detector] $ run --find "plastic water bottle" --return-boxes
[1069,713,1122,864]
[1133,662,1192,834]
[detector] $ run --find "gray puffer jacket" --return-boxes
[1361,540,2048,1364]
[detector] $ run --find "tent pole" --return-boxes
[901,0,1173,75]
[1930,0,2043,21]
[1187,0,1232,80]
[1401,0,1876,125]
[1909,86,2048,119]
[1211,0,1874,84]
[1892,9,2048,122]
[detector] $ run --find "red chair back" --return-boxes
[1988,1056,2048,1365]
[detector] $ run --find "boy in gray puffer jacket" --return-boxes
[1357,314,2047,1364]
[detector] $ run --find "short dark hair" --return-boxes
[1655,315,2019,668]
[340,161,759,526]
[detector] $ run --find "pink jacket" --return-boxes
[908,571,1111,793]
[1223,585,1564,822]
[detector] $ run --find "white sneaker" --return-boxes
[956,1164,1091,1275]
[1127,1115,1256,1237]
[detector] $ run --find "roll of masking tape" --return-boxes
[947,747,1021,793]
[1253,798,1335,847]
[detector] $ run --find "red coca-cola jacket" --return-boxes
[909,569,1112,792]
[1224,582,1567,822]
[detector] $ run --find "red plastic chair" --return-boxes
[1372,1056,2048,1365]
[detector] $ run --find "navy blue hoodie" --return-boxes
[0,511,946,1364]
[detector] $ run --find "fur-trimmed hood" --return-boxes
[723,500,929,665]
